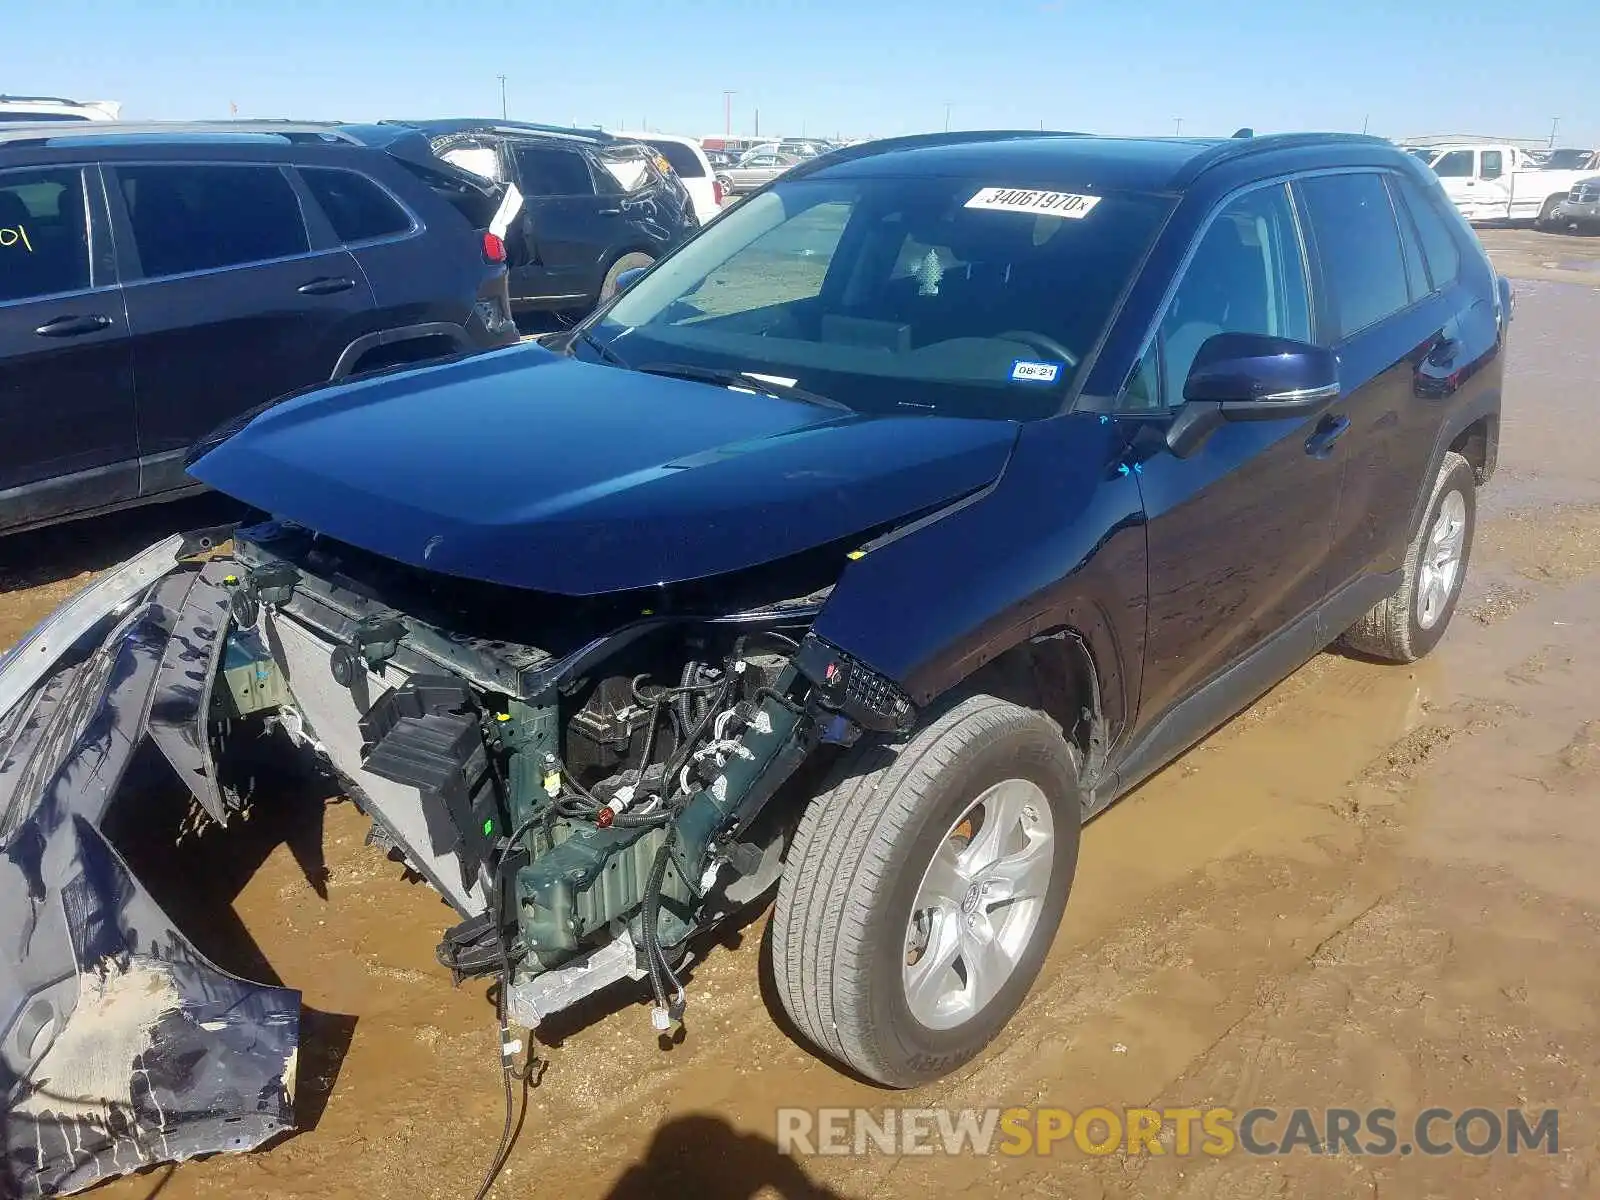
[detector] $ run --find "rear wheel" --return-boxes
[771,694,1082,1087]
[599,252,654,304]
[1340,450,1476,663]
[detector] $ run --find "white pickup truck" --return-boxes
[1417,144,1600,226]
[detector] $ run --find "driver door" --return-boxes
[1127,182,1346,730]
[1427,149,1480,219]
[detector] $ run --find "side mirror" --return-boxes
[1167,333,1340,457]
[614,265,649,295]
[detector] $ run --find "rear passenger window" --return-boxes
[645,140,706,179]
[118,164,309,277]
[1386,177,1431,301]
[1297,173,1411,339]
[1393,175,1461,290]
[0,166,90,302]
[1149,183,1311,407]
[1480,151,1503,180]
[511,145,595,196]
[301,167,411,242]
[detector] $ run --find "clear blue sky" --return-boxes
[6,0,1596,147]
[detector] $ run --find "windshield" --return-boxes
[1540,149,1595,170]
[587,175,1172,420]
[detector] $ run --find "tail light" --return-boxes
[481,232,507,264]
[712,178,724,206]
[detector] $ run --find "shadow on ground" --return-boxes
[601,1114,853,1200]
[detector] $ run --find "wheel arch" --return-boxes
[331,322,472,380]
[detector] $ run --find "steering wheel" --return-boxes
[999,330,1078,369]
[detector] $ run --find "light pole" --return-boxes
[723,90,737,137]
[944,103,952,132]
[1173,116,1183,135]
[498,74,507,119]
[1549,116,1561,148]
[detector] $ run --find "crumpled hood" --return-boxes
[189,344,1019,595]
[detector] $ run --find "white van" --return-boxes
[611,131,722,224]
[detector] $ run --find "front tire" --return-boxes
[1537,195,1567,231]
[1340,450,1476,663]
[771,694,1082,1087]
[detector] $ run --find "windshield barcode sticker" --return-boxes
[965,188,1101,219]
[1010,359,1063,384]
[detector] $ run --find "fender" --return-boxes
[330,322,472,381]
[1403,366,1502,542]
[811,412,1147,748]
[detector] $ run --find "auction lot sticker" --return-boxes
[965,187,1102,218]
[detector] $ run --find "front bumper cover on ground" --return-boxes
[0,534,298,1197]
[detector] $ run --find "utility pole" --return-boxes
[1173,116,1183,135]
[1549,116,1561,147]
[754,108,760,136]
[944,103,952,132]
[498,74,507,119]
[723,91,736,137]
[1362,114,1370,134]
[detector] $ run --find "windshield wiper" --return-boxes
[633,363,853,412]
[576,328,630,367]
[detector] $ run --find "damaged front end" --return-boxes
[0,519,910,1194]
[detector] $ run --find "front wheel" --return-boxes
[771,694,1082,1087]
[1537,196,1568,231]
[1340,450,1476,663]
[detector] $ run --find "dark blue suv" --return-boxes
[0,120,520,536]
[0,130,1509,1195]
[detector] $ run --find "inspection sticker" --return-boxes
[965,187,1101,219]
[1010,359,1063,384]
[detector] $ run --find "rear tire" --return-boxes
[599,252,653,303]
[1340,450,1476,663]
[771,694,1082,1087]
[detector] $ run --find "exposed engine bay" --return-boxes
[216,519,912,1028]
[0,519,919,1196]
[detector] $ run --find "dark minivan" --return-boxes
[384,120,699,313]
[0,120,519,535]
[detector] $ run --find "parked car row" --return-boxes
[1413,141,1600,231]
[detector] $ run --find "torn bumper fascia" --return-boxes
[0,536,298,1197]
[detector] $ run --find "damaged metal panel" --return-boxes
[146,562,240,824]
[1,569,299,1197]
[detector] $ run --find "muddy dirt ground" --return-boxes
[6,226,1600,1200]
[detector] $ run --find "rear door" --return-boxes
[1295,170,1448,593]
[1474,148,1513,219]
[1427,149,1480,219]
[503,140,610,305]
[0,163,138,528]
[106,161,375,497]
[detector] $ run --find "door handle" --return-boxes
[34,314,112,337]
[596,207,623,216]
[1305,414,1351,458]
[297,277,356,296]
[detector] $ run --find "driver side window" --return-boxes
[1126,184,1311,410]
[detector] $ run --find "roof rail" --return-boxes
[0,94,83,105]
[1170,130,1392,186]
[784,128,1091,180]
[0,120,365,147]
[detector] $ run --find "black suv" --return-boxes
[0,131,1510,1196]
[384,120,698,313]
[0,120,518,535]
